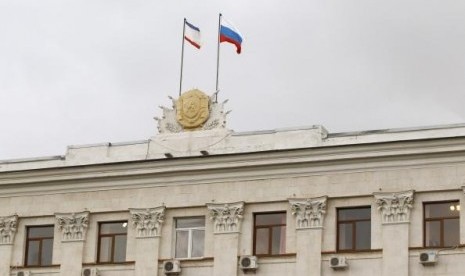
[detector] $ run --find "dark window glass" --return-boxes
[98,221,128,263]
[175,217,205,258]
[254,212,286,256]
[25,225,54,267]
[337,207,371,251]
[424,201,460,247]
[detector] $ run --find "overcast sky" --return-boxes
[1,0,465,160]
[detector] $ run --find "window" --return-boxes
[25,225,54,267]
[424,201,460,247]
[337,207,371,251]
[175,217,205,258]
[253,212,286,256]
[97,221,128,263]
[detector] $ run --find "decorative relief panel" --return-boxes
[155,89,230,133]
[129,206,165,238]
[289,196,327,229]
[0,215,18,245]
[55,212,89,241]
[374,190,414,224]
[207,202,244,234]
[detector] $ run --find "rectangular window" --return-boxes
[25,225,54,267]
[253,212,286,256]
[337,207,371,251]
[97,221,128,263]
[424,201,460,247]
[175,217,205,258]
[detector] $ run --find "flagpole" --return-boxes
[215,13,222,102]
[179,18,186,97]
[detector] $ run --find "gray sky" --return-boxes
[1,0,465,160]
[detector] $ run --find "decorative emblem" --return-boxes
[155,90,230,133]
[374,190,414,224]
[289,196,327,229]
[129,207,165,238]
[55,212,89,241]
[176,89,210,129]
[207,202,244,234]
[0,215,18,245]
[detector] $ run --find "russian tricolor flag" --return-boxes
[220,17,243,54]
[184,20,201,49]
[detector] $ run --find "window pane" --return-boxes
[444,218,460,247]
[191,230,205,257]
[100,222,128,234]
[255,213,286,226]
[425,202,460,219]
[27,240,40,266]
[339,208,371,221]
[29,226,54,238]
[99,236,113,262]
[175,230,189,258]
[255,228,269,254]
[114,235,127,262]
[271,226,286,255]
[176,217,205,228]
[41,238,53,265]
[338,223,353,250]
[355,221,371,250]
[425,221,441,247]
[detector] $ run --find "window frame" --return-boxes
[174,217,206,259]
[24,225,55,267]
[423,200,460,248]
[336,206,371,252]
[253,211,287,256]
[97,221,128,264]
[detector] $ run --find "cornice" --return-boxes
[1,138,465,196]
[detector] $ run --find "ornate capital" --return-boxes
[129,206,165,238]
[374,190,414,224]
[55,212,89,242]
[0,215,18,245]
[207,202,244,234]
[289,196,327,229]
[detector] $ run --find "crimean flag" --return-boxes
[184,20,201,49]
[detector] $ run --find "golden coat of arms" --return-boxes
[176,89,210,129]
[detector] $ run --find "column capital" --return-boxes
[129,206,165,238]
[374,190,414,224]
[55,211,89,242]
[207,202,244,234]
[0,215,18,245]
[289,196,327,229]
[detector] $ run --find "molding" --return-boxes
[374,190,414,224]
[0,215,18,245]
[129,206,165,238]
[206,202,244,234]
[55,212,89,242]
[289,196,327,229]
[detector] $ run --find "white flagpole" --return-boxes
[179,18,186,97]
[215,13,222,103]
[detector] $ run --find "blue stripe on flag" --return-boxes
[220,26,242,43]
[185,21,200,32]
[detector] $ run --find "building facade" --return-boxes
[1,91,465,276]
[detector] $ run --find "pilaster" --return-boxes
[374,190,414,276]
[289,197,327,275]
[0,215,17,276]
[55,211,89,276]
[207,202,244,276]
[130,206,165,276]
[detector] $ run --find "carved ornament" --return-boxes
[155,89,230,133]
[55,212,89,241]
[289,196,327,229]
[0,215,18,245]
[129,206,165,238]
[374,190,414,224]
[207,202,244,234]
